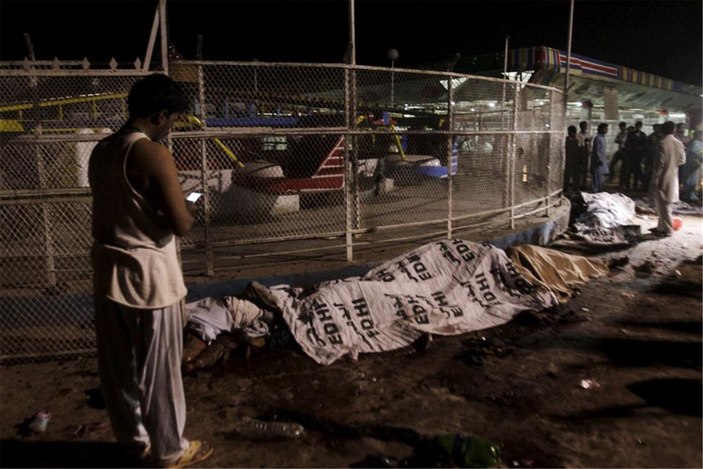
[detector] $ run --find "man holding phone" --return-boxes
[88,74,212,467]
[186,191,203,203]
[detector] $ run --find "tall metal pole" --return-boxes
[502,35,509,128]
[345,0,357,261]
[159,0,169,74]
[564,0,574,107]
[349,0,356,66]
[390,59,395,107]
[24,33,57,287]
[143,3,160,71]
[388,48,398,108]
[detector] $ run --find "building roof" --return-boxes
[455,45,702,114]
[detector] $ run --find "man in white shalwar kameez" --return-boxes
[649,121,686,237]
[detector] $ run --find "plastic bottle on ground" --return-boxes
[27,411,51,434]
[231,416,305,440]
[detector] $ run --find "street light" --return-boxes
[387,48,399,107]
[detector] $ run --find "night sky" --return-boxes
[1,0,701,85]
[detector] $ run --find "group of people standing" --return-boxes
[563,120,614,194]
[564,119,701,198]
[563,118,702,237]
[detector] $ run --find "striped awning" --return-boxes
[508,46,698,94]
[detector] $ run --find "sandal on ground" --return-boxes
[164,440,213,468]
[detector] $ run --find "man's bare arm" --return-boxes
[132,140,195,236]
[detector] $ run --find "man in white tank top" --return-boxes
[89,74,212,467]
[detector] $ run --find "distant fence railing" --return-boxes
[0,60,564,362]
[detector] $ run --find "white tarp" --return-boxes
[261,239,558,365]
[571,192,638,244]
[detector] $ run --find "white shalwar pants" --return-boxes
[94,296,189,464]
[654,192,674,235]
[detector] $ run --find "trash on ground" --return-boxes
[558,310,590,323]
[28,411,51,434]
[620,292,635,299]
[579,379,601,389]
[230,416,305,440]
[71,421,106,438]
[350,454,399,468]
[16,411,51,436]
[459,336,516,366]
[607,256,630,269]
[634,261,656,274]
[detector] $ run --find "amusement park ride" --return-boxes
[0,78,460,218]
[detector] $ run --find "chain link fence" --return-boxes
[0,60,564,362]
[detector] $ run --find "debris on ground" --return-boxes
[15,411,51,436]
[458,336,516,366]
[71,421,106,438]
[579,379,601,390]
[607,256,630,269]
[558,309,591,323]
[229,416,305,440]
[634,260,656,275]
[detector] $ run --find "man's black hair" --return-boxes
[597,123,608,133]
[127,74,191,118]
[567,125,577,133]
[662,121,676,135]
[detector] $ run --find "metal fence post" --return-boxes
[344,66,355,262]
[197,63,214,276]
[545,89,555,216]
[28,68,57,288]
[446,73,454,239]
[36,140,57,287]
[510,83,519,229]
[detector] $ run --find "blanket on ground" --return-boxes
[250,239,557,365]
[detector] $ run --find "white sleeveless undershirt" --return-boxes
[89,131,187,308]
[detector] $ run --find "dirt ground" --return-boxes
[1,207,701,468]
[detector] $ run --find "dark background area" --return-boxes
[1,0,701,85]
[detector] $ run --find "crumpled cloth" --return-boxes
[570,192,639,245]
[506,244,609,303]
[185,296,269,343]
